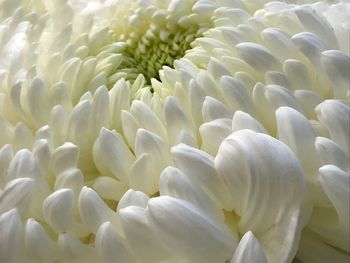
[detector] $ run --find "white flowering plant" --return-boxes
[0,0,349,262]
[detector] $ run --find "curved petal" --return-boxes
[119,206,170,262]
[147,196,236,263]
[25,218,56,263]
[171,143,233,210]
[231,231,267,263]
[95,222,130,263]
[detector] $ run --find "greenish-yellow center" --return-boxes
[114,27,198,85]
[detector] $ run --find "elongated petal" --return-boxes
[215,130,306,233]
[0,209,25,263]
[316,100,350,154]
[130,100,167,140]
[52,142,80,175]
[92,176,128,201]
[117,189,149,212]
[147,196,236,263]
[58,233,99,263]
[294,89,323,119]
[276,106,319,175]
[159,166,224,222]
[95,222,130,263]
[315,137,349,172]
[93,128,135,182]
[231,231,267,263]
[319,165,350,228]
[220,76,255,115]
[236,42,279,72]
[164,96,192,145]
[0,178,34,217]
[43,189,74,233]
[232,111,267,134]
[129,153,159,195]
[297,229,349,263]
[202,96,232,122]
[78,187,121,233]
[25,218,56,263]
[199,118,232,155]
[171,143,233,210]
[120,206,170,262]
[0,144,13,188]
[294,5,338,49]
[320,50,350,99]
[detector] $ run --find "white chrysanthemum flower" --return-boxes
[0,0,349,262]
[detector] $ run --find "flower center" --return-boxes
[115,27,198,85]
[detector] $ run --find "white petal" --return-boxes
[147,196,236,263]
[171,143,233,210]
[93,128,135,182]
[215,129,306,233]
[294,89,323,119]
[321,50,350,99]
[265,84,303,113]
[164,96,192,146]
[261,28,296,61]
[207,57,231,81]
[252,83,276,134]
[13,122,34,151]
[291,31,326,66]
[0,209,25,263]
[130,100,167,140]
[54,168,84,197]
[319,165,349,228]
[197,70,224,101]
[66,100,91,146]
[120,206,170,262]
[116,189,149,212]
[202,96,232,122]
[92,176,128,201]
[0,144,13,188]
[259,207,306,263]
[95,222,130,263]
[315,137,349,172]
[232,111,267,134]
[7,149,49,218]
[294,5,338,49]
[129,153,158,195]
[43,189,74,233]
[89,86,109,138]
[297,229,350,263]
[265,70,289,88]
[25,77,49,125]
[109,79,130,132]
[276,106,319,175]
[220,76,255,115]
[58,233,99,263]
[199,118,232,155]
[52,142,80,175]
[236,42,279,72]
[231,231,267,263]
[315,100,350,154]
[0,178,34,217]
[33,139,51,176]
[78,187,121,233]
[283,59,312,91]
[159,166,224,222]
[135,128,170,165]
[121,110,140,151]
[25,218,56,263]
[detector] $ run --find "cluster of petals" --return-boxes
[0,0,349,262]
